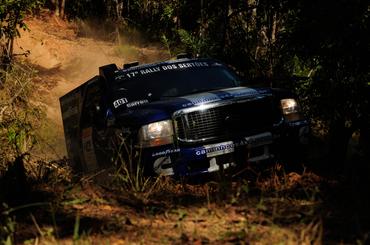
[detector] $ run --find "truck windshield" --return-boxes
[112,62,240,105]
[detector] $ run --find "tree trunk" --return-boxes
[219,0,229,55]
[116,25,122,45]
[50,0,59,16]
[60,0,65,19]
[254,1,263,61]
[268,12,277,87]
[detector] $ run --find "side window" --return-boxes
[81,77,106,129]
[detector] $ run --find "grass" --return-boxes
[3,157,370,244]
[110,137,153,194]
[0,161,333,244]
[1,112,368,244]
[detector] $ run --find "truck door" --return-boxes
[80,76,107,172]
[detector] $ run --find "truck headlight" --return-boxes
[138,120,174,147]
[280,98,302,121]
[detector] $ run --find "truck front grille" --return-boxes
[174,98,273,143]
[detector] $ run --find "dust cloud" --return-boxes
[14,15,168,158]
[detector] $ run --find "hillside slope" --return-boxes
[14,15,168,157]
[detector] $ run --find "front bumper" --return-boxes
[141,131,274,176]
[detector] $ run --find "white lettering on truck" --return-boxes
[113,98,128,108]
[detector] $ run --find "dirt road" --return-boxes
[15,16,168,157]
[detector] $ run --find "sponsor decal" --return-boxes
[140,66,160,75]
[211,90,233,100]
[162,62,209,70]
[115,71,139,80]
[195,132,273,157]
[152,148,180,157]
[126,99,149,108]
[204,141,235,157]
[162,64,179,70]
[179,87,261,108]
[181,92,220,107]
[113,97,128,108]
[115,62,210,81]
[196,141,235,157]
[177,62,209,69]
[115,74,127,80]
[153,157,174,176]
[220,87,259,98]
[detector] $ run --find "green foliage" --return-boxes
[0,63,42,171]
[160,34,172,57]
[177,29,207,56]
[162,4,175,21]
[0,0,44,65]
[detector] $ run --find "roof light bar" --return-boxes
[123,61,139,69]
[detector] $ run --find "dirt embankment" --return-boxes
[14,15,168,157]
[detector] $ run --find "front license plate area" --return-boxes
[204,141,235,158]
[202,132,272,158]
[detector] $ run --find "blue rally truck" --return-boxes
[60,57,309,176]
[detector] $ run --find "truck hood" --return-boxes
[117,86,272,126]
